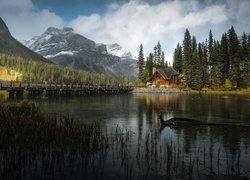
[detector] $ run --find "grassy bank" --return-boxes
[191,88,250,94]
[132,86,250,94]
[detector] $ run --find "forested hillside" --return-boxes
[0,53,118,86]
[0,18,50,63]
[173,26,250,90]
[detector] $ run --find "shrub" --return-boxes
[224,79,232,90]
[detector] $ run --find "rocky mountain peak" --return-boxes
[43,27,74,36]
[24,26,137,81]
[107,43,135,59]
[62,27,74,33]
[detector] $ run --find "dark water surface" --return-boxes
[1,93,250,179]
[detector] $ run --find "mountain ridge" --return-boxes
[0,17,51,63]
[24,26,137,81]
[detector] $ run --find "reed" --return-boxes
[0,102,249,179]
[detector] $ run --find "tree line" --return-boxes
[173,26,250,90]
[137,41,169,82]
[0,53,121,86]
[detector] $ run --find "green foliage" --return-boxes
[228,26,241,87]
[144,53,154,82]
[134,81,146,87]
[210,41,222,89]
[161,51,165,67]
[137,44,145,82]
[0,53,118,86]
[173,43,182,73]
[239,32,250,88]
[156,41,162,66]
[182,29,193,87]
[188,37,203,90]
[224,79,232,90]
[176,26,250,90]
[220,33,230,83]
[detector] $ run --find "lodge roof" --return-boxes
[153,67,179,80]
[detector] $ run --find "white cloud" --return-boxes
[0,0,64,41]
[70,0,231,63]
[1,0,249,64]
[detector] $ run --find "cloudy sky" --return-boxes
[0,0,250,63]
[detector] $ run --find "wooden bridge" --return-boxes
[0,81,134,98]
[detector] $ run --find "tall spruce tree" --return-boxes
[182,29,192,87]
[157,41,162,66]
[220,33,230,84]
[161,51,165,66]
[198,42,209,87]
[240,32,250,87]
[228,26,241,88]
[208,29,214,61]
[189,36,203,90]
[173,43,183,73]
[145,53,154,81]
[153,45,157,66]
[137,44,145,82]
[211,40,222,89]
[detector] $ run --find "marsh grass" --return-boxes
[0,102,249,179]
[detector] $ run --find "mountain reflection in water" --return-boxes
[0,93,250,179]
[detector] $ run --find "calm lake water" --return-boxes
[1,93,250,179]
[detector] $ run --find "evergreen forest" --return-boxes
[137,26,250,90]
[0,53,118,86]
[173,26,250,90]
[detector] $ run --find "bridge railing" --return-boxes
[0,81,134,91]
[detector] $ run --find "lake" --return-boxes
[1,93,250,179]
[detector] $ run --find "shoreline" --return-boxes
[132,87,250,94]
[132,87,185,93]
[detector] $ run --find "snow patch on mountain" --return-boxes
[45,51,78,59]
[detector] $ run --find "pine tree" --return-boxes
[173,43,183,73]
[144,53,154,81]
[157,41,162,66]
[211,41,222,89]
[240,32,250,87]
[189,36,203,90]
[208,29,214,63]
[228,26,241,88]
[153,45,157,66]
[198,42,209,87]
[220,33,230,84]
[137,44,145,82]
[182,29,192,87]
[161,51,165,66]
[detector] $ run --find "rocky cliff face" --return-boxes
[24,27,137,81]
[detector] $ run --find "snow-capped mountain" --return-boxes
[107,43,136,60]
[24,27,137,81]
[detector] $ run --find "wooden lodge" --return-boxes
[150,67,179,87]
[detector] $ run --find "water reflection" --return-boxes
[133,93,250,178]
[0,93,250,179]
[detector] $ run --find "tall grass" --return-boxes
[0,102,249,179]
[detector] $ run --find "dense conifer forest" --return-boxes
[173,26,250,90]
[0,53,118,86]
[137,26,250,90]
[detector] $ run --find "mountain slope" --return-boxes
[0,17,50,63]
[24,27,137,81]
